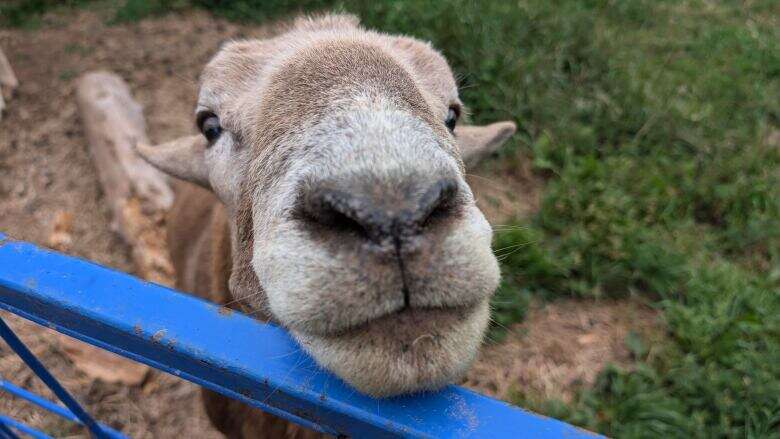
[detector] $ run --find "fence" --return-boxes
[0,232,597,438]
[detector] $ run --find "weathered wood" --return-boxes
[0,46,18,121]
[76,71,175,286]
[0,47,18,91]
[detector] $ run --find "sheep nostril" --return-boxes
[297,178,460,243]
[416,178,459,228]
[298,187,373,238]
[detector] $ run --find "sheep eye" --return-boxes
[197,111,222,143]
[445,106,459,132]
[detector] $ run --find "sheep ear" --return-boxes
[455,121,516,169]
[136,135,210,189]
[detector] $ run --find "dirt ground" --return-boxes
[0,8,657,437]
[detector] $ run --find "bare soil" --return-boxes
[0,8,656,437]
[464,300,660,404]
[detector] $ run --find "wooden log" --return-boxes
[76,71,175,286]
[0,47,18,89]
[0,46,18,120]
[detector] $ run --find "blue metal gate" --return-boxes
[0,232,597,438]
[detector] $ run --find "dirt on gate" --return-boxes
[0,7,657,437]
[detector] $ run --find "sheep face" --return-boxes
[139,15,515,397]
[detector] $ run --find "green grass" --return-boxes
[0,0,97,27]
[17,0,780,436]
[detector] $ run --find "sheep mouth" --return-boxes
[289,300,491,397]
[325,302,482,340]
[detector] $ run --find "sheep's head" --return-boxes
[139,14,515,397]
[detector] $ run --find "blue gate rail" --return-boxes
[0,378,125,438]
[0,232,598,438]
[0,318,127,439]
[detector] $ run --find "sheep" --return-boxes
[138,13,515,438]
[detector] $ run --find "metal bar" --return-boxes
[0,379,80,423]
[0,317,118,439]
[0,415,51,439]
[0,380,125,438]
[0,233,598,438]
[0,422,20,439]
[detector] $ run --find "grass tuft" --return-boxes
[0,0,97,27]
